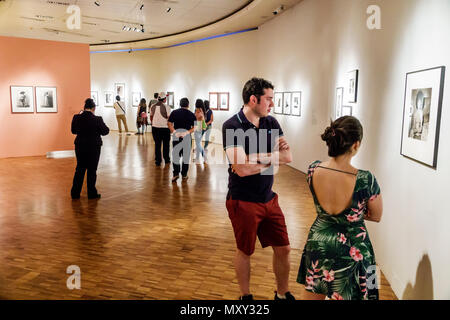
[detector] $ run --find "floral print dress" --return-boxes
[297,160,381,300]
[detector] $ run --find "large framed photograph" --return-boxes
[132,92,141,107]
[335,87,344,119]
[401,66,445,168]
[348,70,359,103]
[274,92,283,114]
[91,91,98,107]
[104,91,114,107]
[291,91,301,116]
[36,86,58,113]
[10,86,34,113]
[209,92,218,110]
[219,92,229,111]
[283,92,291,115]
[167,92,174,109]
[115,83,125,103]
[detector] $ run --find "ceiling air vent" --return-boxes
[46,1,70,6]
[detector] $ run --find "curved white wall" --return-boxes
[91,0,450,299]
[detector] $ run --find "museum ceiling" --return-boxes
[0,0,302,51]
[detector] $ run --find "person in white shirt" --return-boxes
[150,92,172,166]
[113,96,131,135]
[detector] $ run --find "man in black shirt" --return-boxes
[222,78,294,300]
[71,98,109,199]
[168,97,196,182]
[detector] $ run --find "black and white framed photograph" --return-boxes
[209,92,218,110]
[291,91,301,116]
[219,92,229,111]
[335,87,344,119]
[342,105,353,116]
[347,69,359,103]
[401,66,445,168]
[36,86,57,113]
[10,86,34,113]
[91,91,98,107]
[274,92,283,114]
[167,92,174,109]
[115,83,125,102]
[104,91,114,107]
[132,92,141,107]
[283,92,292,115]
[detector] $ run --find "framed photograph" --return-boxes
[401,66,445,168]
[335,87,344,119]
[36,86,58,113]
[104,91,114,107]
[283,92,292,115]
[274,92,283,114]
[209,92,218,110]
[10,86,34,113]
[167,92,174,109]
[342,105,353,116]
[219,92,229,110]
[91,91,98,106]
[132,92,141,107]
[348,69,359,103]
[291,91,301,116]
[115,83,125,102]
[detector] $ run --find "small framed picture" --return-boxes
[104,91,114,107]
[342,105,353,116]
[348,70,359,103]
[10,86,34,113]
[132,92,141,107]
[282,92,292,115]
[36,86,58,113]
[91,91,98,107]
[400,66,445,168]
[291,91,301,116]
[274,92,283,114]
[115,83,125,102]
[219,92,229,110]
[335,87,344,119]
[209,92,218,110]
[167,92,174,109]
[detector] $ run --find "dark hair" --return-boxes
[84,98,96,109]
[115,95,120,101]
[195,99,205,114]
[242,77,274,104]
[139,98,147,108]
[204,100,210,110]
[180,97,189,108]
[154,92,159,99]
[321,116,363,157]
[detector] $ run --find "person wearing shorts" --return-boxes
[222,77,294,300]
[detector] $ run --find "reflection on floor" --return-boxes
[0,132,397,300]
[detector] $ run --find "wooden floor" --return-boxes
[0,132,397,300]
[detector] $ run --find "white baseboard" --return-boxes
[46,150,75,159]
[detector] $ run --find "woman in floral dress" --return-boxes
[297,116,383,300]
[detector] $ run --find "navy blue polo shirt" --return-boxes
[168,108,196,131]
[205,109,213,124]
[222,109,284,203]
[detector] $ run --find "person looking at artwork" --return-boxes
[150,92,172,166]
[168,97,196,182]
[70,98,110,200]
[194,99,207,164]
[149,93,158,115]
[113,95,131,135]
[202,100,214,151]
[296,116,383,300]
[222,77,294,300]
[136,98,148,135]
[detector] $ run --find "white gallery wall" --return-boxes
[90,0,450,299]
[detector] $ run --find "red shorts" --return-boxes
[226,194,290,256]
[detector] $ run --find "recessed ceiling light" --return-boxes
[166,7,171,13]
[94,1,100,6]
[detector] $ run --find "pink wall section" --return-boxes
[0,36,90,158]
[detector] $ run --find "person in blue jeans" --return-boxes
[202,100,214,150]
[194,99,207,163]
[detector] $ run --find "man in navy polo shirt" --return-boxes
[168,97,196,182]
[222,77,294,301]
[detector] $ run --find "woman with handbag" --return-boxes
[136,98,148,135]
